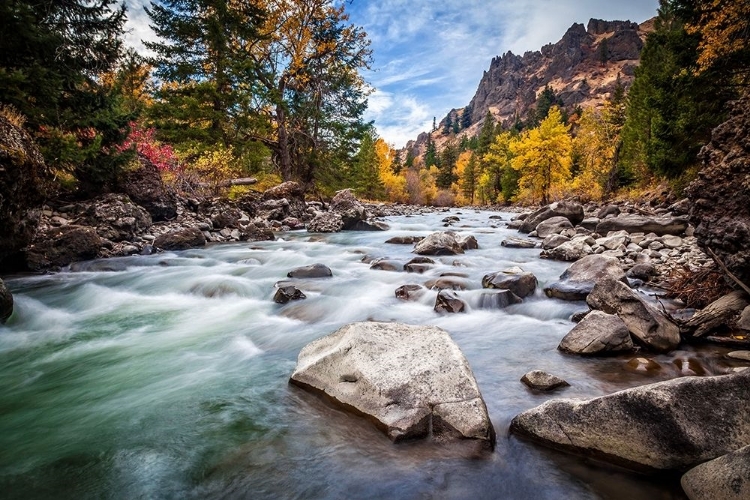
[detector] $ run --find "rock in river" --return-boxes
[544,255,627,301]
[558,311,634,355]
[681,444,750,500]
[273,286,306,304]
[413,231,465,255]
[521,370,569,391]
[154,227,206,251]
[287,263,333,278]
[290,322,496,449]
[510,369,750,471]
[482,267,537,298]
[587,278,680,352]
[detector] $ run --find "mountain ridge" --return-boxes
[404,17,654,157]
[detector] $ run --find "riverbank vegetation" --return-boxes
[0,0,748,205]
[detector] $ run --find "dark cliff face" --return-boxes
[468,18,646,125]
[0,115,49,266]
[687,96,750,285]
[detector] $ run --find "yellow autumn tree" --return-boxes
[571,107,620,200]
[687,0,750,76]
[452,150,474,205]
[375,138,408,203]
[510,107,572,204]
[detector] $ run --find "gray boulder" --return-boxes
[26,225,102,271]
[82,193,152,242]
[558,311,634,355]
[510,370,750,471]
[386,235,424,245]
[434,290,467,313]
[154,227,206,251]
[482,267,538,298]
[521,370,569,391]
[595,215,689,236]
[501,237,538,249]
[287,263,332,278]
[330,189,368,229]
[290,322,496,448]
[457,234,479,250]
[544,255,626,301]
[307,212,344,233]
[413,232,464,255]
[536,216,574,238]
[0,278,12,323]
[542,234,570,250]
[540,235,594,261]
[519,201,585,233]
[681,445,750,500]
[587,278,680,352]
[395,284,426,301]
[273,286,306,304]
[403,256,434,274]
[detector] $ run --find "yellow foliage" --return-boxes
[687,0,750,74]
[375,138,408,202]
[184,145,243,193]
[510,107,572,205]
[0,104,26,128]
[570,107,619,201]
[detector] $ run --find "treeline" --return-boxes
[353,0,750,206]
[1,1,748,204]
[0,0,372,197]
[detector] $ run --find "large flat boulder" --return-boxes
[510,370,750,471]
[587,278,681,352]
[535,216,574,238]
[544,255,626,301]
[595,215,689,236]
[290,322,496,449]
[681,444,750,500]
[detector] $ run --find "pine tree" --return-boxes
[145,0,265,156]
[443,115,452,135]
[423,135,438,168]
[461,153,478,203]
[461,105,473,129]
[0,0,130,193]
[436,141,459,189]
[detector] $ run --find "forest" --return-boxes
[0,0,748,205]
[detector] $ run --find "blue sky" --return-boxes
[124,0,659,148]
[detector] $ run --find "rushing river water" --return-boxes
[2,209,730,499]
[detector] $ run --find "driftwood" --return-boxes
[707,247,750,296]
[217,177,258,188]
[683,290,749,337]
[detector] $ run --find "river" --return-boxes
[0,209,710,499]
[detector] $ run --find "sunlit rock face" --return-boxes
[290,321,496,450]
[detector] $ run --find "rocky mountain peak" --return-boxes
[405,17,653,157]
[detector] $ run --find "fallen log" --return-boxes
[683,290,749,337]
[217,177,258,187]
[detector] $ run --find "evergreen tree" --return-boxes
[620,0,734,180]
[436,141,459,189]
[532,84,563,126]
[452,118,460,134]
[391,150,403,174]
[432,117,437,132]
[461,153,478,204]
[352,127,385,199]
[477,111,496,156]
[405,149,415,169]
[145,0,265,157]
[461,105,473,129]
[443,115,452,135]
[423,135,437,168]
[0,0,130,194]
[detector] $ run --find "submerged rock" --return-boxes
[477,290,523,309]
[510,370,750,471]
[290,322,495,448]
[681,444,750,500]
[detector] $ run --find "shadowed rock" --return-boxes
[681,444,750,500]
[287,263,332,278]
[544,255,626,301]
[434,290,467,313]
[482,267,537,298]
[274,286,306,304]
[0,279,12,323]
[154,227,206,251]
[521,370,570,391]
